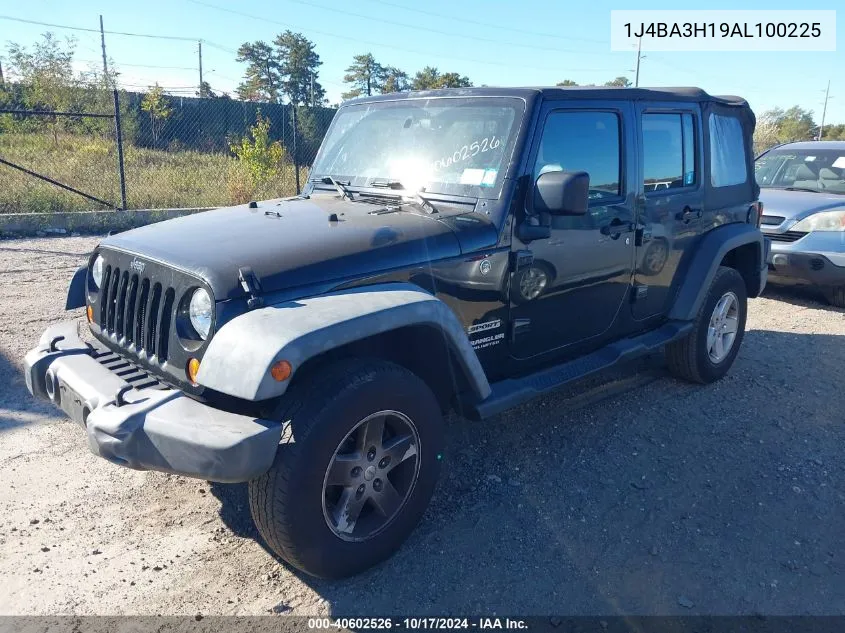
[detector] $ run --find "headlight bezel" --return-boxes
[90,254,105,290]
[176,286,215,348]
[188,287,213,341]
[791,208,845,233]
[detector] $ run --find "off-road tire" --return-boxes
[248,359,444,579]
[666,266,748,384]
[824,287,845,308]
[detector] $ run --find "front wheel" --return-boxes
[248,359,444,578]
[666,266,748,384]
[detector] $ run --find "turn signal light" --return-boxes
[86,305,94,323]
[186,357,201,385]
[270,360,292,382]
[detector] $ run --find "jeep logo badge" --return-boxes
[130,258,146,273]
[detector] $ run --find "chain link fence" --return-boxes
[0,81,336,214]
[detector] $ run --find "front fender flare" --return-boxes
[669,222,766,321]
[196,283,492,402]
[66,266,87,310]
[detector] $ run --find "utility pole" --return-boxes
[99,15,127,210]
[634,36,642,88]
[198,40,204,97]
[310,72,314,107]
[819,80,830,140]
[0,60,5,87]
[99,16,110,81]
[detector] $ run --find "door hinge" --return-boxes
[511,318,531,342]
[632,284,648,302]
[510,250,534,272]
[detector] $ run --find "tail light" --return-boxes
[749,201,763,228]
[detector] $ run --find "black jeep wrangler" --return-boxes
[24,87,768,578]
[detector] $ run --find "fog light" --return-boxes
[270,360,292,382]
[772,254,788,266]
[186,357,201,385]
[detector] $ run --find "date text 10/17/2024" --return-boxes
[307,618,529,630]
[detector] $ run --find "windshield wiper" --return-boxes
[783,186,822,193]
[310,175,354,200]
[369,179,438,214]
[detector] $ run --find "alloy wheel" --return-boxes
[322,410,421,542]
[520,267,548,301]
[707,291,739,363]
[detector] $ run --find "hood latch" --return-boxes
[238,266,264,310]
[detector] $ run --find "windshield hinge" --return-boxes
[238,266,264,310]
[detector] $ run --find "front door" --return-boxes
[510,103,637,360]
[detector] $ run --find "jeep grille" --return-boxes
[99,265,176,363]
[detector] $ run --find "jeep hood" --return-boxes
[100,196,487,301]
[759,188,845,222]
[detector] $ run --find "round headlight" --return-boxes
[91,255,104,289]
[189,288,212,340]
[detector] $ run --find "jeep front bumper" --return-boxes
[23,321,282,483]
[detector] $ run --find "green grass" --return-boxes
[0,133,309,214]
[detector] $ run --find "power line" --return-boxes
[359,0,606,43]
[78,58,197,71]
[0,15,195,41]
[187,0,623,73]
[0,14,236,54]
[283,0,614,55]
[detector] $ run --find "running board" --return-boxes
[466,321,693,421]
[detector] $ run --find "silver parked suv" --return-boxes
[755,141,845,306]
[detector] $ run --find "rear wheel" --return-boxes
[666,266,747,384]
[248,359,444,578]
[641,238,669,276]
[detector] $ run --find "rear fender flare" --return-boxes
[669,223,766,321]
[196,283,491,402]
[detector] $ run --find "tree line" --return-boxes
[3,30,842,155]
[233,32,641,105]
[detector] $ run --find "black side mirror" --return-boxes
[533,170,589,215]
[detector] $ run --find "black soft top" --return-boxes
[346,86,750,109]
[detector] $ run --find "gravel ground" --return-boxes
[1,236,843,616]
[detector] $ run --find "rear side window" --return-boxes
[642,112,696,192]
[709,114,747,187]
[534,111,621,197]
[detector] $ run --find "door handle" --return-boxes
[600,219,634,238]
[676,206,702,223]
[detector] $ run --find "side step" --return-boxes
[466,321,693,420]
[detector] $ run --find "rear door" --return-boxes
[631,103,704,321]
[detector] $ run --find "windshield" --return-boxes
[310,97,524,197]
[755,147,845,194]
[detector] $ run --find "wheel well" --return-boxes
[288,325,473,413]
[720,243,760,297]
